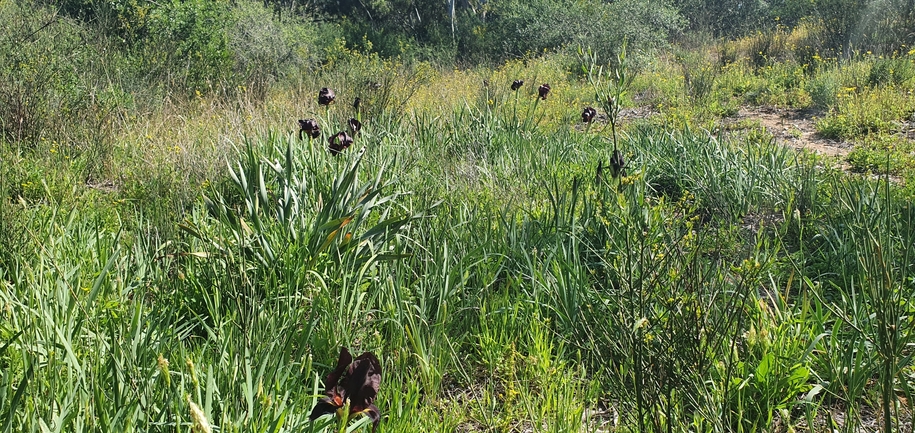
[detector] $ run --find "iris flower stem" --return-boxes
[523,97,540,132]
[511,89,520,128]
[610,115,618,153]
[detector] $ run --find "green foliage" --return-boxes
[481,0,574,58]
[800,0,915,56]
[806,178,915,432]
[815,86,913,140]
[677,51,718,102]
[40,0,324,98]
[676,0,915,57]
[319,0,683,65]
[139,0,234,94]
[846,134,915,175]
[673,0,769,36]
[482,0,682,63]
[0,2,107,146]
[809,0,869,55]
[805,68,841,108]
[867,55,915,88]
[187,135,419,302]
[43,0,235,94]
[228,1,321,97]
[725,299,816,431]
[319,0,450,57]
[6,2,915,431]
[315,46,435,125]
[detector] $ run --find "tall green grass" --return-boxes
[3,38,915,432]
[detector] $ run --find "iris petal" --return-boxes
[308,398,340,421]
[309,348,382,430]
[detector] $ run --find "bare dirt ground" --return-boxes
[730,107,907,184]
[617,103,855,164]
[729,106,853,159]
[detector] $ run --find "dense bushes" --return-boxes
[0,3,105,153]
[1,0,323,148]
[229,1,320,98]
[675,0,914,56]
[304,0,683,64]
[308,0,913,63]
[473,0,682,62]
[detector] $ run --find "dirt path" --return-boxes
[730,107,853,159]
[620,104,855,162]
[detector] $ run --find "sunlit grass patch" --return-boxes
[846,133,915,175]
[816,85,915,140]
[6,17,915,432]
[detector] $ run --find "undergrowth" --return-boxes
[3,7,915,432]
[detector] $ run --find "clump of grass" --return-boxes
[677,50,718,103]
[867,55,915,88]
[799,177,915,432]
[747,27,790,69]
[805,68,842,108]
[7,19,915,432]
[846,133,915,175]
[815,86,914,140]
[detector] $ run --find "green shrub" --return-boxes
[678,51,718,102]
[867,56,915,88]
[805,69,840,108]
[713,58,810,108]
[846,133,915,175]
[809,0,868,55]
[748,28,790,69]
[141,0,235,94]
[673,0,767,36]
[816,87,913,139]
[755,61,811,107]
[228,1,322,99]
[724,301,814,432]
[461,0,682,64]
[0,3,85,145]
[46,0,154,43]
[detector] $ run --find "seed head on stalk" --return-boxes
[610,149,626,179]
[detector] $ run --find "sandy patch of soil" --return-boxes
[615,103,855,163]
[729,107,853,159]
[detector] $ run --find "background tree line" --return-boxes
[22,0,915,80]
[3,0,913,148]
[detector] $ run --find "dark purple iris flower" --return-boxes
[328,131,354,156]
[318,88,336,106]
[309,347,381,432]
[348,118,362,136]
[538,83,551,100]
[299,119,321,139]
